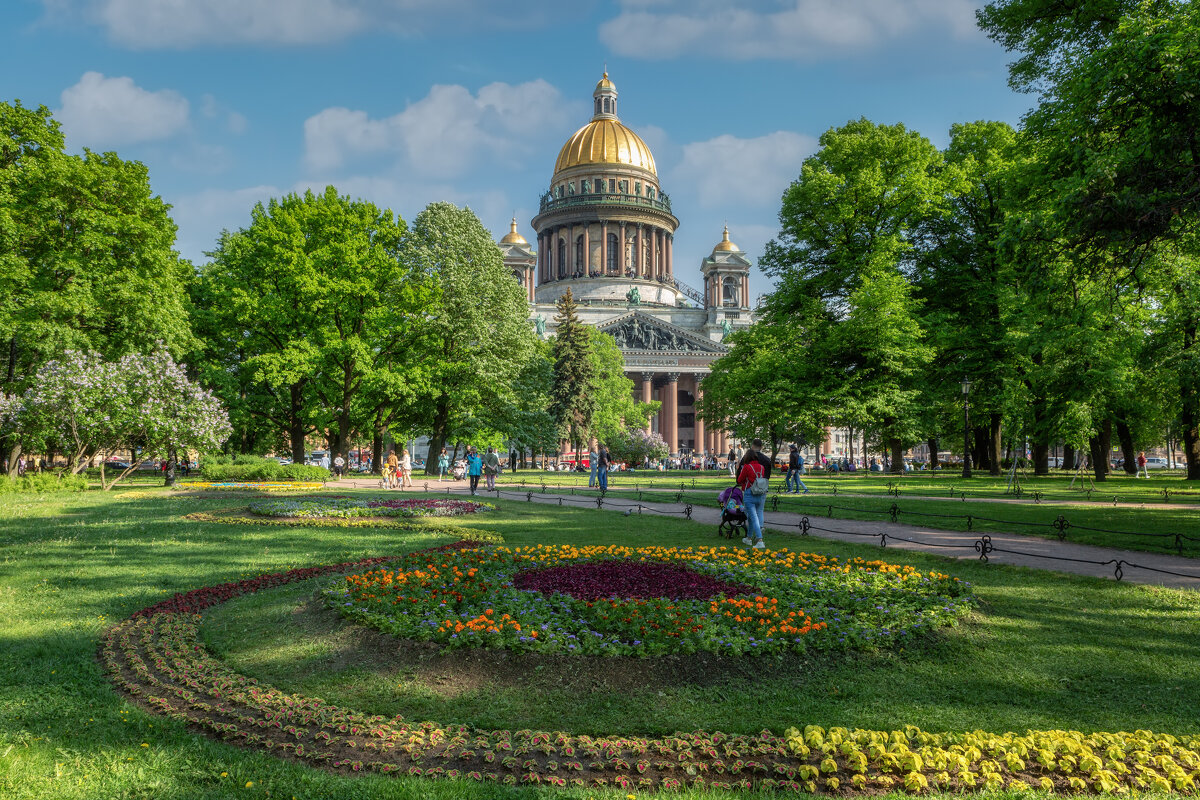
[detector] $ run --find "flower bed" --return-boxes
[248,497,493,519]
[182,508,506,539]
[326,545,973,657]
[101,551,1200,794]
[182,481,326,492]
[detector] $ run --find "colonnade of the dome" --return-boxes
[537,221,673,284]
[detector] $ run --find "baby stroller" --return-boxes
[717,486,747,540]
[452,459,467,481]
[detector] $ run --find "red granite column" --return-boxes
[600,221,608,274]
[664,372,679,456]
[641,373,653,434]
[583,225,590,276]
[694,386,705,457]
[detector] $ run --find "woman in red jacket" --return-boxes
[736,438,773,549]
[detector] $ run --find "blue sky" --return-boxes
[4,0,1034,298]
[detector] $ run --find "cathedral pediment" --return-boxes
[597,312,726,354]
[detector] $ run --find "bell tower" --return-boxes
[700,225,752,341]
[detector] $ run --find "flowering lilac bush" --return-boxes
[248,496,493,519]
[14,348,231,489]
[605,427,668,465]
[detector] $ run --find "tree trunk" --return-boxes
[972,425,990,471]
[1032,440,1049,475]
[289,383,307,463]
[1087,418,1112,482]
[1181,320,1200,480]
[988,413,1002,476]
[888,437,904,474]
[848,426,855,467]
[371,431,383,474]
[1061,444,1075,470]
[1031,397,1050,475]
[164,446,177,487]
[1114,417,1138,475]
[927,437,939,471]
[424,396,452,475]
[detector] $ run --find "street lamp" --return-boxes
[961,379,973,479]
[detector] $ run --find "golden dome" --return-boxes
[713,225,739,252]
[500,217,528,245]
[554,118,657,176]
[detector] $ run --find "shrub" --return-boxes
[197,456,328,482]
[280,463,329,481]
[0,472,89,493]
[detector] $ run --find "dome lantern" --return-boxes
[713,225,739,253]
[593,71,617,119]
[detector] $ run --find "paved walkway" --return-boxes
[336,477,1200,589]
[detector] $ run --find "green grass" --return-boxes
[1,485,1198,799]
[489,469,1200,557]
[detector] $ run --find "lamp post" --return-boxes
[961,379,973,479]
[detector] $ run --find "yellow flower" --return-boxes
[221,772,228,778]
[140,743,148,747]
[245,781,254,788]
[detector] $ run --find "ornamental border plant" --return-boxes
[247,496,495,520]
[100,548,1200,794]
[181,508,506,540]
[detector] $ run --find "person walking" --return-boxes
[588,445,599,488]
[466,447,483,495]
[333,453,345,478]
[728,447,737,477]
[737,438,773,549]
[437,448,449,481]
[400,448,413,489]
[1136,451,1149,478]
[785,444,809,493]
[597,445,611,492]
[385,448,399,489]
[484,445,500,492]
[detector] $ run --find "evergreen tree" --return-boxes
[549,288,597,459]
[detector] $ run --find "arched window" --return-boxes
[557,239,566,279]
[607,233,619,273]
[722,276,740,307]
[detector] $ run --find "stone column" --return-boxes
[666,233,673,279]
[694,386,705,456]
[600,221,608,274]
[650,227,659,281]
[641,372,654,433]
[619,222,627,274]
[664,372,679,456]
[742,275,749,308]
[582,225,590,275]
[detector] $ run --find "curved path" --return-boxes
[336,477,1200,590]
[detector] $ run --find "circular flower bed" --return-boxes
[101,549,1200,794]
[249,496,493,519]
[325,545,973,657]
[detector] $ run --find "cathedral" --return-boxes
[498,73,753,457]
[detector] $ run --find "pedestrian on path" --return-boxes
[1136,451,1148,478]
[737,438,773,549]
[400,448,414,489]
[785,445,809,494]
[597,445,611,491]
[466,447,483,495]
[385,449,399,489]
[333,453,344,478]
[484,446,500,491]
[588,445,598,487]
[437,448,449,481]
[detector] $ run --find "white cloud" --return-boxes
[57,71,190,148]
[672,131,816,208]
[169,184,281,263]
[92,0,364,48]
[41,0,577,48]
[599,0,981,60]
[303,80,572,178]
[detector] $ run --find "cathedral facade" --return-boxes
[499,73,753,457]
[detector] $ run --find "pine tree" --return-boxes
[549,288,597,459]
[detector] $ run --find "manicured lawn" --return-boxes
[493,469,1200,557]
[1,485,1198,799]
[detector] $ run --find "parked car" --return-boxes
[1145,457,1169,469]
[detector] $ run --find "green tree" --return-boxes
[761,118,941,472]
[196,187,418,464]
[549,288,596,459]
[588,330,655,447]
[1,100,195,470]
[405,202,535,473]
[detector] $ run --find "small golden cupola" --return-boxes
[500,217,528,245]
[713,225,739,253]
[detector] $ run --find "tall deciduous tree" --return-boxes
[405,202,535,473]
[761,118,941,472]
[1,100,195,471]
[588,330,655,447]
[549,288,596,459]
[195,187,420,464]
